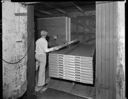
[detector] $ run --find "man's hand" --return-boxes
[53,46,59,51]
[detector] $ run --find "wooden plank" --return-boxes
[67,18,71,42]
[109,3,113,99]
[98,3,104,99]
[105,3,110,99]
[96,2,102,99]
[101,3,109,99]
[96,2,115,99]
[109,3,116,99]
[110,2,118,99]
[101,2,106,88]
[96,2,99,98]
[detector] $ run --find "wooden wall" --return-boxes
[2,1,28,99]
[96,1,125,99]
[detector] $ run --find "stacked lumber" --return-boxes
[49,43,95,84]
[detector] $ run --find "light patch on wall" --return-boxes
[116,2,125,99]
[2,1,27,99]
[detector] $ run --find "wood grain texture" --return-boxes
[96,2,119,99]
[113,3,117,99]
[96,2,102,99]
[109,3,115,99]
[116,2,125,99]
[105,2,109,91]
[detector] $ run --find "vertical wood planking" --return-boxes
[101,3,106,98]
[109,2,115,99]
[98,3,102,94]
[96,2,117,99]
[96,1,125,99]
[105,2,108,91]
[66,17,71,42]
[107,3,111,98]
[115,2,125,99]
[69,18,71,41]
[96,2,102,99]
[113,2,117,99]
[65,17,68,42]
[103,3,109,99]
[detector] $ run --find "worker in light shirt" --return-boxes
[35,30,59,92]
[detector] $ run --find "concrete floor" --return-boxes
[19,74,95,99]
[47,78,96,99]
[36,88,87,99]
[19,88,87,99]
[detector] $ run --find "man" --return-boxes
[35,30,59,92]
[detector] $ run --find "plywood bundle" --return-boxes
[49,43,95,84]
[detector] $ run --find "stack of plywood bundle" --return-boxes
[49,43,95,84]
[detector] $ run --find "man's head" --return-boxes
[40,30,48,37]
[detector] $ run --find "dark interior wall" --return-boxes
[35,14,96,45]
[27,5,36,99]
[71,12,95,45]
[34,3,96,45]
[36,17,70,47]
[34,16,39,41]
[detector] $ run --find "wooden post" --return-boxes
[96,1,125,99]
[27,5,36,99]
[116,2,125,99]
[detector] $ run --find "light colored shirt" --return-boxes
[35,37,53,54]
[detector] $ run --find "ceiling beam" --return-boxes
[36,10,53,15]
[40,2,68,15]
[22,2,40,5]
[72,2,84,13]
[34,12,45,17]
[56,8,66,14]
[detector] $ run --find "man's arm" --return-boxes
[43,41,56,53]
